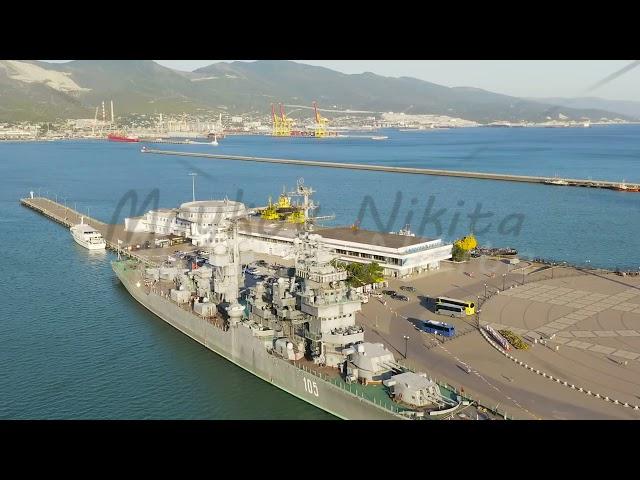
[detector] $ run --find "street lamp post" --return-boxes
[403,335,409,359]
[188,172,198,202]
[484,283,487,299]
[502,273,506,291]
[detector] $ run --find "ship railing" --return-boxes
[291,360,406,417]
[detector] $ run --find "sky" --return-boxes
[42,60,640,101]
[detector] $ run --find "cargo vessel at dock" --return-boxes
[107,133,140,143]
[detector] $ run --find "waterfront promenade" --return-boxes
[142,148,640,191]
[357,257,640,419]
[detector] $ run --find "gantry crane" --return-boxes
[271,103,282,136]
[279,103,293,136]
[312,101,329,138]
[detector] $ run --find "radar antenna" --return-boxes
[287,177,334,231]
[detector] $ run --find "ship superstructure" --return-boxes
[246,229,364,367]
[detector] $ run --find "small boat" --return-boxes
[70,217,106,250]
[613,180,636,192]
[371,135,388,140]
[544,176,569,186]
[211,135,219,146]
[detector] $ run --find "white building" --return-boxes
[125,202,452,276]
[319,227,452,277]
[124,200,247,246]
[235,218,452,276]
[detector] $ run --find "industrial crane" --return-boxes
[312,101,329,138]
[279,103,293,136]
[271,103,282,136]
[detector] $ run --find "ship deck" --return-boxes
[289,356,462,416]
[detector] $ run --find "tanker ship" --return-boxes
[107,132,140,143]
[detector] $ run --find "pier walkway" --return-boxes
[20,196,171,267]
[142,148,640,191]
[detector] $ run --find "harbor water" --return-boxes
[1,125,639,418]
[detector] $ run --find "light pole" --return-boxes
[484,283,487,299]
[403,335,409,359]
[188,172,197,202]
[502,273,506,291]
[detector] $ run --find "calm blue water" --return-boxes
[1,126,639,418]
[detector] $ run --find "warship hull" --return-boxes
[113,261,403,420]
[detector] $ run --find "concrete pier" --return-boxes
[142,148,640,191]
[20,196,182,266]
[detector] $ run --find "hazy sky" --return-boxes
[43,60,640,101]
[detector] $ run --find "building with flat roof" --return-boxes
[319,227,452,276]
[125,202,452,276]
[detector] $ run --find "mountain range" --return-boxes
[528,97,640,121]
[0,60,634,123]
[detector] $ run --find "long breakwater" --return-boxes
[141,148,640,191]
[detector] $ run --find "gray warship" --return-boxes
[112,187,467,420]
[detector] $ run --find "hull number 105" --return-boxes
[303,377,319,397]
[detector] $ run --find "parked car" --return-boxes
[392,294,409,301]
[382,290,396,296]
[400,286,416,292]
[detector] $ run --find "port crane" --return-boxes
[280,104,294,136]
[92,106,99,136]
[271,103,283,136]
[312,101,329,138]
